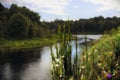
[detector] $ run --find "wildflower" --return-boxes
[83,55,86,58]
[60,74,62,78]
[116,63,118,66]
[94,49,97,55]
[97,63,102,66]
[112,73,116,76]
[94,49,98,52]
[98,55,101,58]
[88,52,91,55]
[81,74,84,79]
[55,59,60,62]
[81,66,85,69]
[51,64,53,68]
[55,64,59,67]
[103,70,107,74]
[88,58,90,61]
[107,73,112,78]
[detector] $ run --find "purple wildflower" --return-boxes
[107,74,112,78]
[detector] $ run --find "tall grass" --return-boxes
[50,24,73,80]
[50,25,120,80]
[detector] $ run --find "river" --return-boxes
[0,35,102,80]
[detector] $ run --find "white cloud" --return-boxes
[0,0,71,15]
[83,0,120,12]
[73,5,79,9]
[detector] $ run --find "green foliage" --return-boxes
[7,13,28,39]
[45,16,120,34]
[80,26,120,80]
[51,25,120,80]
[0,20,3,37]
[0,3,50,39]
[51,24,71,80]
[0,38,57,52]
[51,24,82,80]
[9,4,41,22]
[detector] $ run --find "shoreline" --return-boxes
[0,38,57,53]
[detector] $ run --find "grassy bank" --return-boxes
[82,35,120,79]
[0,37,58,52]
[50,26,120,80]
[77,28,120,80]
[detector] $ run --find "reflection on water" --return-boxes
[0,43,81,80]
[0,48,49,80]
[0,35,102,80]
[21,47,51,80]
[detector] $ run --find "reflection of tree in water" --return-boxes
[0,48,42,80]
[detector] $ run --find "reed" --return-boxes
[50,25,120,80]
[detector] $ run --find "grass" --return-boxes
[0,37,58,52]
[86,31,120,80]
[50,25,120,80]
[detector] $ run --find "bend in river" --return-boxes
[0,35,102,80]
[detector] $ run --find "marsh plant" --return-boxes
[50,25,120,80]
[50,24,73,80]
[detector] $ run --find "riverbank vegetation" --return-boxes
[0,3,56,52]
[50,25,120,80]
[0,3,120,52]
[0,38,57,52]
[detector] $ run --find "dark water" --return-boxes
[0,48,51,80]
[0,35,102,80]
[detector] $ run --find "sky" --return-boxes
[0,0,120,21]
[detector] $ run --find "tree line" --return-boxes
[44,16,120,34]
[0,3,120,40]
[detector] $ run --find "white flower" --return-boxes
[55,64,59,67]
[98,56,101,58]
[94,49,98,52]
[88,58,90,61]
[55,59,60,62]
[51,64,53,68]
[61,56,64,59]
[116,64,118,66]
[88,52,91,55]
[81,74,84,79]
[84,55,86,58]
[81,66,85,69]
[97,63,101,66]
[60,74,62,78]
[103,70,107,74]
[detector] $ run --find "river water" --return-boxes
[0,35,102,80]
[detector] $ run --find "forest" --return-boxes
[0,3,120,40]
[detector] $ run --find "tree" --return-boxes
[0,3,4,12]
[7,13,28,39]
[9,4,18,15]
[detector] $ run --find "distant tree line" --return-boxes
[44,16,120,34]
[0,3,120,40]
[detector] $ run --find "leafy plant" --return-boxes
[50,25,120,80]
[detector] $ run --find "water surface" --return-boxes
[0,35,101,80]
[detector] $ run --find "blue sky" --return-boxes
[1,0,120,21]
